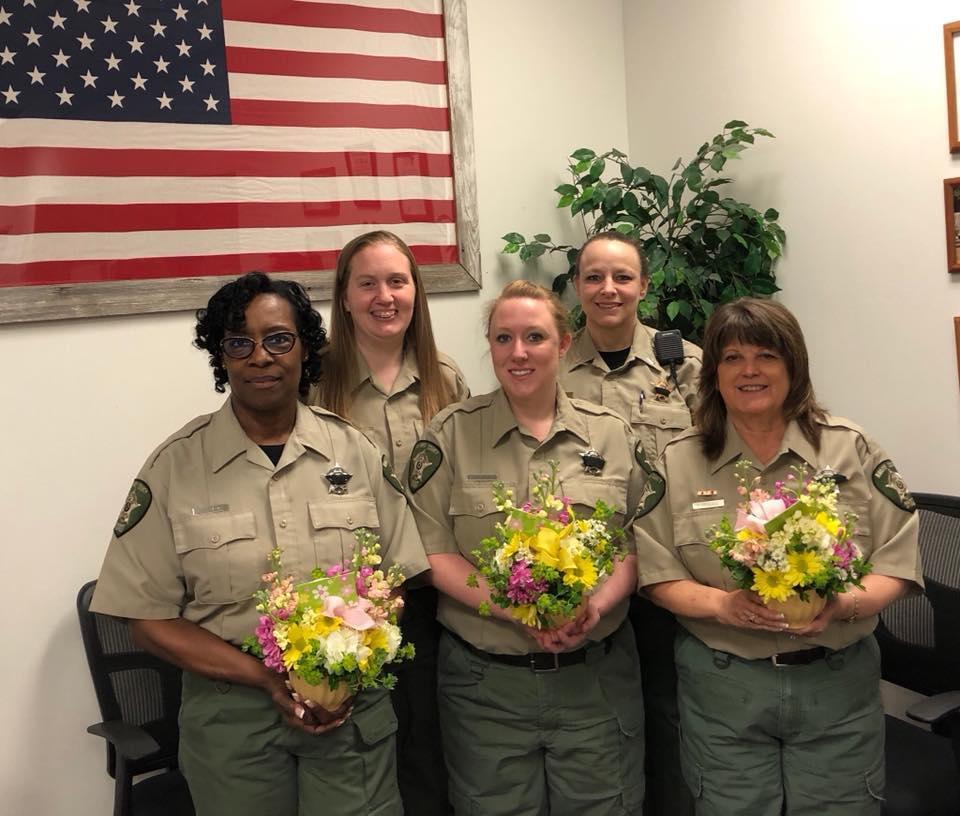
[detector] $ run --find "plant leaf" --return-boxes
[501,232,525,243]
[554,184,578,196]
[724,119,748,129]
[571,148,596,162]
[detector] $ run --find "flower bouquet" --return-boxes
[707,460,872,627]
[467,460,626,629]
[242,529,414,708]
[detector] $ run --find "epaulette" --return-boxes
[146,413,214,467]
[430,391,496,428]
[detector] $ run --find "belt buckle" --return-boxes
[530,652,560,673]
[770,653,788,668]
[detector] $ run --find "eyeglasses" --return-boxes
[220,331,298,360]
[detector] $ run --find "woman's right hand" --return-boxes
[715,589,788,632]
[261,672,354,735]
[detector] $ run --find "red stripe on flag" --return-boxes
[0,244,460,286]
[229,100,450,130]
[221,0,444,37]
[225,47,446,83]
[1,200,457,235]
[0,147,453,178]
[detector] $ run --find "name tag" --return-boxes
[467,474,498,482]
[692,499,725,511]
[192,504,229,515]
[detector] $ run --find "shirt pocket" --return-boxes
[673,510,735,590]
[448,483,508,563]
[838,499,872,559]
[558,475,629,522]
[308,496,381,566]
[172,510,260,603]
[632,401,693,459]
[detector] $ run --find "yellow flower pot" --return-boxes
[765,593,827,629]
[288,671,352,710]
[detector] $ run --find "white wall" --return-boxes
[0,2,629,812]
[623,0,960,493]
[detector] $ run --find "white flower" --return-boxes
[323,627,362,671]
[383,622,402,660]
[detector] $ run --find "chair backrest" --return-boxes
[876,493,960,696]
[77,580,183,776]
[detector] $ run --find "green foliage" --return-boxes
[501,121,785,343]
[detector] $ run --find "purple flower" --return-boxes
[505,561,547,605]
[255,615,284,673]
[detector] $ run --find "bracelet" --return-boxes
[843,593,859,623]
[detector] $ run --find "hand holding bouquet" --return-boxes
[708,460,871,627]
[467,460,626,630]
[243,529,414,709]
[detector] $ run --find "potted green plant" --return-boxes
[502,121,785,343]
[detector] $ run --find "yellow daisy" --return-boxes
[751,568,794,602]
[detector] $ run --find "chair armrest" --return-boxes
[87,720,162,761]
[906,691,960,727]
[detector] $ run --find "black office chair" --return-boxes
[77,580,194,816]
[876,493,960,816]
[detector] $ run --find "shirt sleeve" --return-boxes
[856,433,923,590]
[406,422,459,555]
[90,453,186,621]
[632,450,694,587]
[677,344,703,413]
[359,431,430,583]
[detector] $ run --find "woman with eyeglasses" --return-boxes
[308,230,469,815]
[91,271,429,816]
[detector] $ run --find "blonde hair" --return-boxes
[484,280,570,339]
[317,230,456,423]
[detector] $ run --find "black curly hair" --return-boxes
[194,271,327,395]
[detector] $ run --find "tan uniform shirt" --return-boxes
[408,387,647,655]
[308,348,469,482]
[560,322,702,461]
[634,415,923,659]
[91,399,430,645]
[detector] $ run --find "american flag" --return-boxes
[0,0,457,287]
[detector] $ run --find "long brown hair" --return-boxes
[318,230,456,422]
[696,298,826,459]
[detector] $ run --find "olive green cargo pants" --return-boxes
[437,624,645,816]
[178,672,402,816]
[675,631,885,816]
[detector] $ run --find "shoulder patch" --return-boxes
[634,441,666,517]
[872,460,916,513]
[408,440,443,494]
[381,455,405,494]
[114,479,152,537]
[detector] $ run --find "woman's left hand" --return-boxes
[524,598,602,653]
[789,595,852,638]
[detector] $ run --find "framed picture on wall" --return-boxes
[0,0,478,324]
[943,178,960,273]
[945,21,960,153]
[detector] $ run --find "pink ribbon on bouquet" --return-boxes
[734,498,788,534]
[322,595,377,630]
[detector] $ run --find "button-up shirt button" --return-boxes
[660,417,667,425]
[278,520,287,529]
[210,534,220,543]
[346,515,353,525]
[272,474,280,481]
[476,503,484,512]
[395,439,403,447]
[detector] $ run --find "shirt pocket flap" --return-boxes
[560,476,628,515]
[633,401,692,431]
[172,511,257,555]
[448,484,507,518]
[308,497,380,531]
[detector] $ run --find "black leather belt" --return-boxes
[445,628,615,672]
[767,646,831,667]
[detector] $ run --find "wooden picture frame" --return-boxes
[955,316,960,391]
[0,0,479,324]
[944,178,960,273]
[946,22,960,153]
